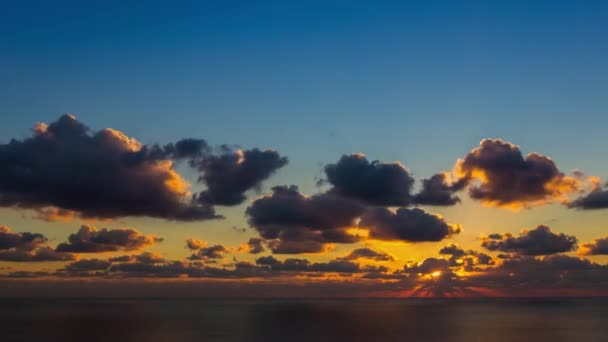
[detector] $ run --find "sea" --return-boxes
[1,298,607,342]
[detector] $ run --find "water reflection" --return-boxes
[1,298,607,342]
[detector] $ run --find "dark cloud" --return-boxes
[0,246,75,262]
[246,237,266,254]
[0,225,74,262]
[188,244,228,262]
[456,139,579,208]
[0,115,219,221]
[64,258,112,272]
[340,248,394,262]
[194,148,288,206]
[324,154,414,206]
[246,185,365,253]
[56,225,162,253]
[568,188,608,210]
[360,207,461,242]
[185,238,228,262]
[255,255,378,274]
[481,225,577,256]
[438,244,494,270]
[403,258,451,275]
[579,237,608,255]
[439,244,467,257]
[469,255,608,293]
[160,138,210,159]
[0,225,46,251]
[413,173,468,206]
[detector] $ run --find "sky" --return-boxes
[1,0,608,297]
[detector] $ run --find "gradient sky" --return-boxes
[1,0,608,297]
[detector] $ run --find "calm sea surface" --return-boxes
[1,298,607,342]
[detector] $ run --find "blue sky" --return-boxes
[2,1,607,179]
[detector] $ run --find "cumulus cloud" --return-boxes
[438,244,467,257]
[403,257,451,275]
[438,244,494,270]
[455,139,579,209]
[413,173,468,206]
[0,115,288,221]
[246,185,365,253]
[481,225,577,256]
[245,237,266,254]
[188,244,228,262]
[194,148,288,206]
[568,188,608,210]
[323,154,415,206]
[359,207,461,242]
[340,248,394,262]
[255,255,382,273]
[0,115,219,221]
[55,225,162,253]
[0,225,74,262]
[579,237,608,255]
[470,255,608,293]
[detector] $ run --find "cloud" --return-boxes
[32,207,77,222]
[0,115,219,221]
[255,255,381,273]
[455,139,579,209]
[413,173,468,206]
[194,148,288,206]
[481,225,577,256]
[323,154,414,206]
[64,258,112,272]
[188,244,228,262]
[469,255,608,293]
[579,237,608,255]
[245,237,266,254]
[0,225,46,251]
[246,185,365,253]
[403,257,451,275]
[359,207,461,242]
[438,244,494,270]
[56,225,162,253]
[0,226,74,262]
[568,188,608,210]
[340,248,394,262]
[438,244,467,257]
[0,246,74,262]
[185,238,207,250]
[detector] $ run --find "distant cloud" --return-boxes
[579,237,608,255]
[340,247,394,262]
[56,225,162,253]
[360,207,461,242]
[481,225,577,256]
[568,188,608,210]
[188,244,228,262]
[0,225,74,262]
[245,237,266,254]
[185,238,207,251]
